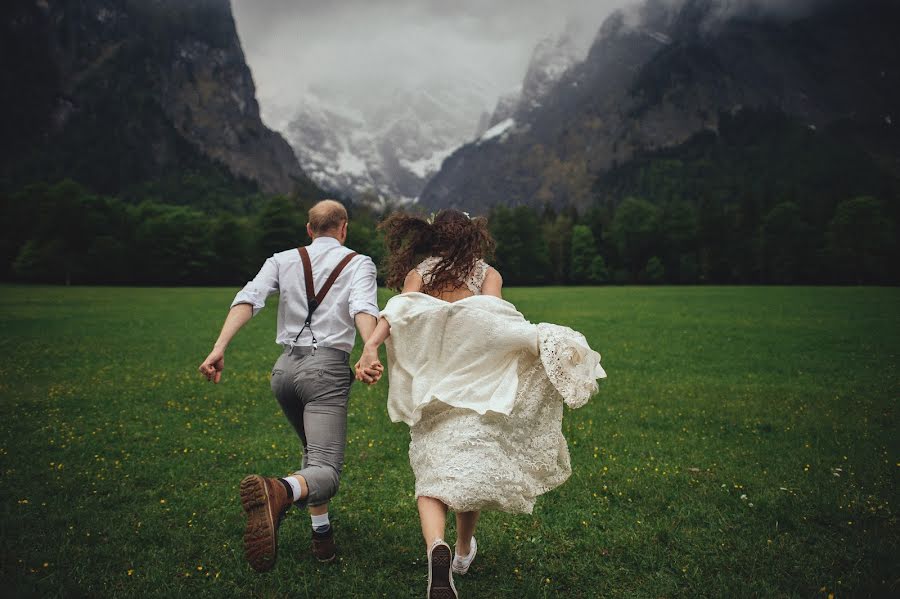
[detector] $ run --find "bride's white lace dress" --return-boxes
[380,258,606,514]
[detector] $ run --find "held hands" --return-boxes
[199,347,225,383]
[354,345,384,385]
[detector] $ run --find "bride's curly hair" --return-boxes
[379,209,496,293]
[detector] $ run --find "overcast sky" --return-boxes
[231,0,629,126]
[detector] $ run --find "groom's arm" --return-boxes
[199,303,253,383]
[199,256,279,383]
[354,268,423,385]
[354,313,377,343]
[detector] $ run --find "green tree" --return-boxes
[589,255,610,284]
[489,206,550,285]
[257,195,305,260]
[346,207,385,279]
[608,197,660,282]
[211,213,254,285]
[543,214,573,283]
[10,180,96,284]
[570,225,598,284]
[13,238,67,282]
[642,256,666,284]
[760,202,812,283]
[134,203,213,284]
[827,196,896,283]
[660,201,698,283]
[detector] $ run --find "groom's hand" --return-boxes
[354,360,383,385]
[199,347,225,383]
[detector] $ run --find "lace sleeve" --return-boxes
[466,260,490,294]
[537,323,606,409]
[415,257,440,285]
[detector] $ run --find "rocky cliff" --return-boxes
[419,0,900,214]
[1,0,312,198]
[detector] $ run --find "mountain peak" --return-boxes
[419,0,900,214]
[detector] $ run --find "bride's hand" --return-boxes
[354,346,384,385]
[355,361,383,385]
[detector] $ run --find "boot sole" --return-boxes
[240,475,277,573]
[428,543,457,599]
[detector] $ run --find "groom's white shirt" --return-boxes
[231,236,379,353]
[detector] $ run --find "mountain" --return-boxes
[281,76,495,207]
[419,0,900,214]
[0,0,317,200]
[486,23,586,130]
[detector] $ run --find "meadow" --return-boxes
[0,285,897,598]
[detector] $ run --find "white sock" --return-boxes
[311,512,330,532]
[283,476,303,502]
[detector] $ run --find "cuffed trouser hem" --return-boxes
[290,466,341,509]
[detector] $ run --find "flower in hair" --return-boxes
[426,212,435,225]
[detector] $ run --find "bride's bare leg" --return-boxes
[455,510,480,556]
[417,496,448,548]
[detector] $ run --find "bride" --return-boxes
[355,209,605,599]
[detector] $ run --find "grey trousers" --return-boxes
[270,346,353,508]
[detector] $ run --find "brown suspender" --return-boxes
[291,247,358,349]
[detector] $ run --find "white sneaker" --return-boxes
[452,537,477,575]
[427,539,458,599]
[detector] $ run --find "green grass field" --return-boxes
[0,285,897,598]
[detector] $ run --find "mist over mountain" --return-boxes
[485,22,589,131]
[283,75,495,207]
[0,0,316,200]
[419,0,900,213]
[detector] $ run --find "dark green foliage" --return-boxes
[761,202,813,284]
[608,198,661,282]
[256,196,306,259]
[0,180,380,286]
[346,208,386,275]
[589,255,610,284]
[641,256,665,284]
[827,196,896,284]
[589,109,900,284]
[570,225,598,284]
[488,206,550,285]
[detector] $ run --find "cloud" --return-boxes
[231,0,835,129]
[231,0,629,125]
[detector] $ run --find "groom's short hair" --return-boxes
[308,199,348,234]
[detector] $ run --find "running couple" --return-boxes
[198,200,606,598]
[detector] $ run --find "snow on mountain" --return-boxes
[281,75,495,207]
[487,20,590,128]
[478,118,515,144]
[400,147,456,179]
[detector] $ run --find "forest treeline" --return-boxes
[1,175,896,287]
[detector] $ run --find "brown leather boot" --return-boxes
[311,526,337,562]
[239,475,293,572]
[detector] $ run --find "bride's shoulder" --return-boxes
[474,259,499,284]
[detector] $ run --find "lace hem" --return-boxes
[407,361,573,514]
[537,323,606,409]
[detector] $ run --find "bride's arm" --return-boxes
[354,269,423,384]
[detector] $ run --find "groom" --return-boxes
[198,199,380,571]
